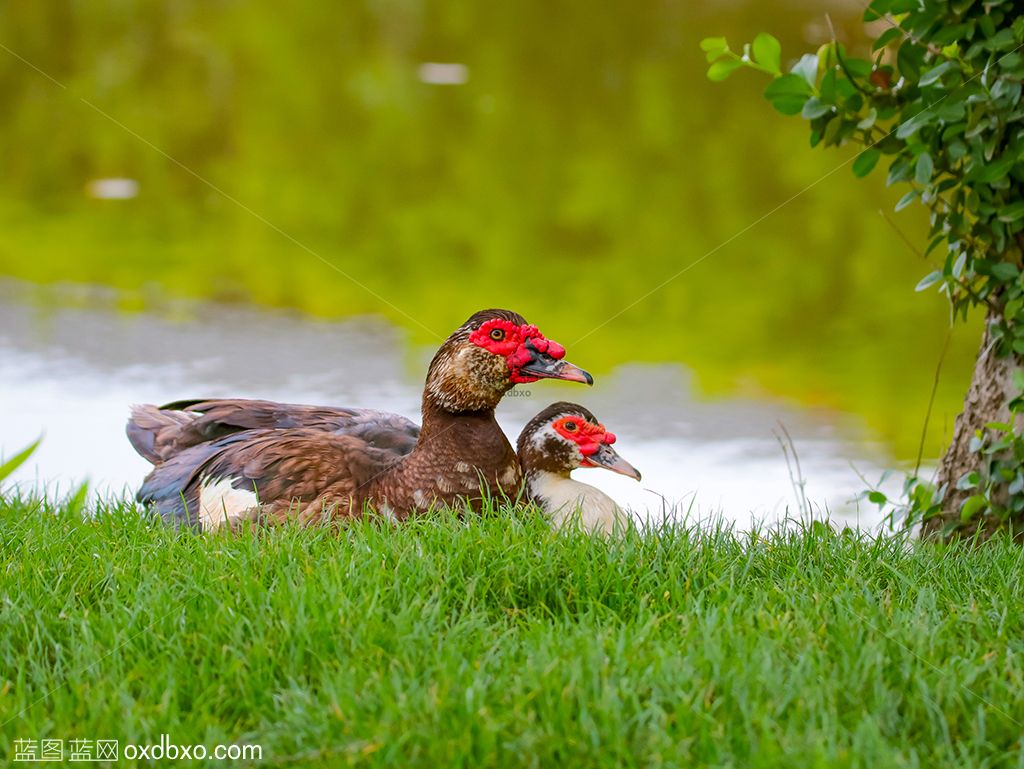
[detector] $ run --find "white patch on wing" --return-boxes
[198,476,259,531]
[454,461,471,473]
[528,470,623,535]
[413,489,431,509]
[436,476,456,494]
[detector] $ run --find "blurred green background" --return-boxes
[0,0,979,458]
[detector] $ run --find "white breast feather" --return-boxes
[198,477,259,531]
[528,471,623,535]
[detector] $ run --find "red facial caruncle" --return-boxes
[469,319,567,383]
[551,415,616,459]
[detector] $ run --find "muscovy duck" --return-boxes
[128,309,592,530]
[516,402,640,534]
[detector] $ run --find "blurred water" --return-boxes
[0,0,980,463]
[0,282,898,530]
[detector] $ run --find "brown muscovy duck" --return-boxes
[517,402,640,534]
[128,309,592,530]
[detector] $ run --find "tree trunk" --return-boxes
[924,312,1023,540]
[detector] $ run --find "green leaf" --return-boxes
[763,74,812,115]
[801,98,831,119]
[763,73,813,98]
[915,152,934,185]
[897,40,925,81]
[752,33,782,75]
[863,0,892,21]
[952,251,967,278]
[896,112,928,139]
[968,154,1016,183]
[867,490,887,505]
[887,158,911,186]
[919,61,955,86]
[700,37,728,52]
[915,270,942,291]
[791,53,819,87]
[857,108,877,129]
[820,69,837,103]
[925,233,946,257]
[822,115,843,146]
[984,28,1016,51]
[852,148,881,177]
[1009,474,1024,496]
[896,189,919,212]
[956,471,981,491]
[998,201,1024,223]
[769,97,806,116]
[0,438,41,484]
[702,37,730,62]
[707,59,743,81]
[843,57,873,79]
[872,26,903,51]
[990,262,1019,281]
[960,494,987,522]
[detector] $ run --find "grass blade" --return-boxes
[0,437,42,484]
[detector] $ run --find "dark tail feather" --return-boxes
[126,404,196,464]
[158,398,214,411]
[137,443,210,528]
[137,432,249,529]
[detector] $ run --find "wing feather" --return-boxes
[136,427,399,529]
[127,398,420,464]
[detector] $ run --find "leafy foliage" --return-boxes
[703,0,1024,533]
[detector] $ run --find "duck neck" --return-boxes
[403,391,515,475]
[525,468,572,499]
[368,390,518,510]
[525,469,621,533]
[419,391,498,437]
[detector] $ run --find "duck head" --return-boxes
[517,401,641,480]
[425,309,592,413]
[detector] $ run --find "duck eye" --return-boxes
[563,421,578,432]
[489,328,505,341]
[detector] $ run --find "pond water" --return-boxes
[0,1,985,527]
[2,281,901,529]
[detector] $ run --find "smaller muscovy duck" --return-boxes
[516,402,641,534]
[129,309,592,530]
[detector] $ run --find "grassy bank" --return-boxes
[1,496,1022,767]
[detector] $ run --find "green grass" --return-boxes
[1,496,1023,768]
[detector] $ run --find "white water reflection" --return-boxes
[0,282,897,529]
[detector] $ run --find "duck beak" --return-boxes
[520,355,594,384]
[582,443,641,481]
[518,341,594,385]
